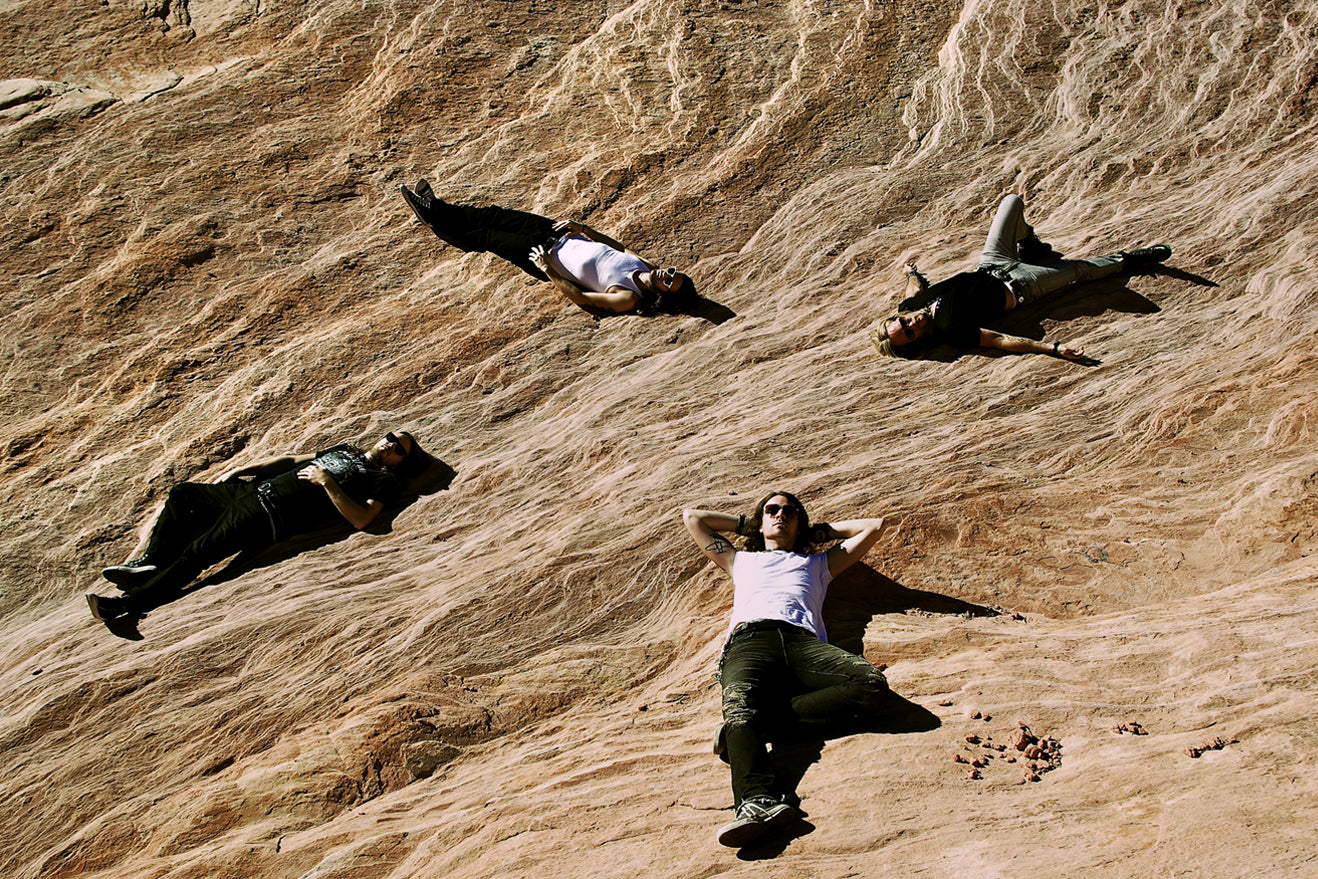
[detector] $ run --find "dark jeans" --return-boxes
[122,482,276,612]
[428,201,560,281]
[719,621,889,805]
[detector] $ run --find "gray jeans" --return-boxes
[976,195,1123,304]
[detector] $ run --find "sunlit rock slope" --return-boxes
[3,0,1317,876]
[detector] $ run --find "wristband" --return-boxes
[1052,341,1059,354]
[736,514,747,535]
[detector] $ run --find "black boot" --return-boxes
[1121,244,1171,271]
[1019,232,1063,263]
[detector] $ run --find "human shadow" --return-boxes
[747,562,994,846]
[688,295,737,325]
[129,458,457,617]
[736,815,817,861]
[576,291,736,325]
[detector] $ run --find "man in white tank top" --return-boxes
[683,492,892,848]
[399,180,693,314]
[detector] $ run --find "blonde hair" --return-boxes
[870,314,915,359]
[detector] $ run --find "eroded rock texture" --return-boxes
[3,0,1317,876]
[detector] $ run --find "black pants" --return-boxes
[719,621,889,805]
[122,483,276,612]
[428,201,560,281]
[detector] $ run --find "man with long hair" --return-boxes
[682,492,891,848]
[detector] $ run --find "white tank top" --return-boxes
[548,235,647,294]
[727,551,834,642]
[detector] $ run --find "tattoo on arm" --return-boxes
[705,537,734,555]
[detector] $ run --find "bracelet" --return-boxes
[1052,341,1059,354]
[736,514,747,535]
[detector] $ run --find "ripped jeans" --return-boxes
[718,620,889,805]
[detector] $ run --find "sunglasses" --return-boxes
[384,432,410,456]
[763,503,799,518]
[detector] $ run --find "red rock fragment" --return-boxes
[1010,727,1036,751]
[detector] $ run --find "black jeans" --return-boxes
[122,482,276,612]
[719,621,889,805]
[428,201,560,281]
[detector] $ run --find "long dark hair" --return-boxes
[743,490,817,554]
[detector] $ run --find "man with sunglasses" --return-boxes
[682,492,891,848]
[399,180,694,315]
[87,431,427,626]
[870,194,1171,361]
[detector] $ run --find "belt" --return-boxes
[540,230,570,253]
[979,265,1024,301]
[256,482,284,542]
[728,619,812,640]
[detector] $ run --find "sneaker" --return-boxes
[716,798,796,848]
[87,593,131,621]
[399,183,438,227]
[398,184,472,250]
[102,559,158,587]
[1122,244,1171,270]
[1018,233,1063,263]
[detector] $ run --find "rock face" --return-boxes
[3,0,1317,876]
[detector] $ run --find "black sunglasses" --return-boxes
[384,432,410,455]
[763,503,799,518]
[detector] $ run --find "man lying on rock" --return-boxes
[399,179,695,315]
[87,430,429,627]
[682,493,892,849]
[870,194,1171,362]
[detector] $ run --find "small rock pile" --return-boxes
[952,719,1062,783]
[1184,735,1237,758]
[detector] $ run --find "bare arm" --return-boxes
[530,244,643,313]
[218,453,315,483]
[682,508,741,573]
[555,219,657,268]
[905,262,929,298]
[298,465,384,530]
[980,329,1090,362]
[824,517,890,577]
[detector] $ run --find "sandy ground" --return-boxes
[3,0,1318,876]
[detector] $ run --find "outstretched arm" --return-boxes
[682,508,741,573]
[298,465,384,530]
[905,263,929,298]
[824,517,890,577]
[980,329,1091,362]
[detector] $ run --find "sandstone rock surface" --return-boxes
[3,0,1317,876]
